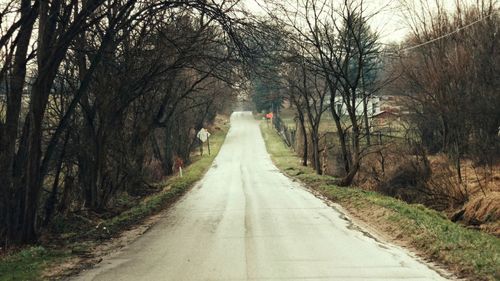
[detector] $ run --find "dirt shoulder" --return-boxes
[260,121,500,281]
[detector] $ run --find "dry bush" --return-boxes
[376,152,432,204]
[461,192,500,236]
[353,145,469,211]
[463,192,500,225]
[425,156,470,210]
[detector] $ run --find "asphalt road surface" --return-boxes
[73,112,447,281]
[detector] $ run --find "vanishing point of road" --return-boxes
[73,112,448,281]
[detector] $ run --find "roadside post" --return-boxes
[174,156,184,178]
[197,128,211,156]
[265,112,273,127]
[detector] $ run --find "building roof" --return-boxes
[371,110,398,119]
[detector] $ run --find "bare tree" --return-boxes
[397,0,500,182]
[285,54,328,173]
[0,0,247,246]
[267,0,383,184]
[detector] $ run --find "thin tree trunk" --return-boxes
[329,96,350,175]
[0,0,37,245]
[43,129,70,226]
[363,96,371,146]
[311,129,322,175]
[338,158,360,187]
[297,111,308,166]
[338,118,361,186]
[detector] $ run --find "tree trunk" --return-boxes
[362,96,371,146]
[311,131,322,175]
[337,158,360,187]
[162,125,174,175]
[0,0,37,245]
[297,111,308,166]
[338,117,361,186]
[43,130,68,226]
[329,99,350,175]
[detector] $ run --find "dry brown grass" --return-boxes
[463,192,500,236]
[357,150,500,236]
[277,109,500,236]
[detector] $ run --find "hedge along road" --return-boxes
[73,112,448,281]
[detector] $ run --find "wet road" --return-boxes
[74,112,447,281]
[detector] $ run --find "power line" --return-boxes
[398,10,497,52]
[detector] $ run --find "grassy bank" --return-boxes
[85,125,228,239]
[260,122,500,281]
[0,123,229,281]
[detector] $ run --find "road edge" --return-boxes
[259,119,499,281]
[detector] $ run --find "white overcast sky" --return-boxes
[241,0,472,43]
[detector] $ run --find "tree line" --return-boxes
[395,0,500,183]
[251,0,499,205]
[0,0,255,246]
[253,0,385,185]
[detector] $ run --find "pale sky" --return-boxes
[241,0,410,43]
[240,0,480,44]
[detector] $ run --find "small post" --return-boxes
[174,156,184,177]
[207,136,211,155]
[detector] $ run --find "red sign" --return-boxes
[265,112,274,119]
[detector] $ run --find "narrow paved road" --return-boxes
[74,112,447,281]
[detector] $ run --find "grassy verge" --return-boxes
[0,124,229,281]
[260,121,500,281]
[0,247,68,281]
[86,126,228,239]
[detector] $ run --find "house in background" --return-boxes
[328,94,380,117]
[371,95,408,130]
[328,93,408,132]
